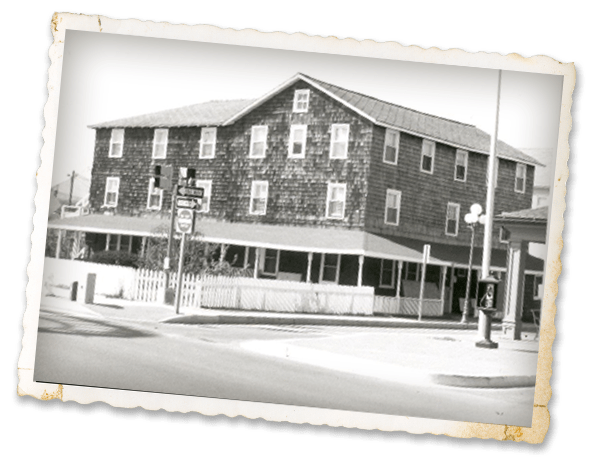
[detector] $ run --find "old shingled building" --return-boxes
[49,73,545,318]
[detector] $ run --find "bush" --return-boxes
[90,250,140,268]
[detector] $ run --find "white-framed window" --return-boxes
[500,227,510,243]
[455,149,468,182]
[421,139,435,174]
[383,129,400,165]
[288,125,307,158]
[320,253,341,283]
[249,181,268,215]
[445,202,460,236]
[146,178,163,210]
[262,248,280,276]
[329,124,349,159]
[199,128,217,159]
[403,262,419,281]
[293,89,310,113]
[515,163,526,193]
[103,177,120,207]
[384,189,401,226]
[249,125,268,158]
[326,183,346,219]
[152,129,168,159]
[109,129,124,158]
[379,259,396,288]
[194,180,212,213]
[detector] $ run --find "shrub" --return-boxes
[90,250,140,268]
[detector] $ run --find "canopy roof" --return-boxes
[48,214,545,272]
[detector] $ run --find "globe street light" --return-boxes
[461,203,486,324]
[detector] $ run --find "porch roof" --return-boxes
[48,214,450,266]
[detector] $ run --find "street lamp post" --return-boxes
[461,204,486,324]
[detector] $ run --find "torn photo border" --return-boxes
[19,12,573,443]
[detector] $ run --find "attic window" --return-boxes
[293,89,310,113]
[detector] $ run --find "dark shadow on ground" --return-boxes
[38,312,154,339]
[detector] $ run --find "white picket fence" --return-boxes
[132,269,374,315]
[373,296,443,317]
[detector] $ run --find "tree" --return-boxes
[137,225,248,277]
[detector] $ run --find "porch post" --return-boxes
[357,255,364,287]
[439,265,448,315]
[220,244,228,263]
[253,248,260,279]
[105,233,111,251]
[396,261,403,298]
[55,229,63,259]
[244,246,250,269]
[448,265,455,313]
[502,240,528,340]
[306,252,313,283]
[140,237,146,257]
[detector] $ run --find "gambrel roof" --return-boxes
[89,73,541,167]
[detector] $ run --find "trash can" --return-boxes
[69,281,78,302]
[85,273,96,304]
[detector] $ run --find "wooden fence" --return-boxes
[373,296,443,317]
[132,269,374,315]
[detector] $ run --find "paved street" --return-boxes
[34,300,537,426]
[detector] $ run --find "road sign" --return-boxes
[176,185,204,198]
[175,208,194,234]
[176,196,202,209]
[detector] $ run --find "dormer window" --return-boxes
[293,89,310,113]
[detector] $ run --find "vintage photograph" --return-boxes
[29,26,564,429]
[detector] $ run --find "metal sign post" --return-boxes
[174,231,187,315]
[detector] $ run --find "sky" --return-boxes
[52,30,564,187]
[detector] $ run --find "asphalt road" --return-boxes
[34,309,535,426]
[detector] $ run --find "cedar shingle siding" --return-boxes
[89,78,534,245]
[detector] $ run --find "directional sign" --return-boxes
[176,196,202,210]
[175,208,194,234]
[177,185,204,199]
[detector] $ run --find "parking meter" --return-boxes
[477,276,499,313]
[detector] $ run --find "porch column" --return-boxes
[220,244,228,263]
[55,229,63,259]
[140,237,146,257]
[306,252,313,283]
[439,265,448,315]
[253,248,260,279]
[357,255,364,287]
[502,240,528,340]
[244,246,250,269]
[105,233,111,251]
[396,261,403,298]
[448,265,456,313]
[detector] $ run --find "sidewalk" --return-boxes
[39,296,540,389]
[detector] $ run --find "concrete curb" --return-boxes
[162,311,503,331]
[240,340,536,389]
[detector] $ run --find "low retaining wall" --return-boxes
[42,257,136,300]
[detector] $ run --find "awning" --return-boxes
[48,214,450,266]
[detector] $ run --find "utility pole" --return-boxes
[476,69,502,349]
[68,170,76,205]
[163,183,178,304]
